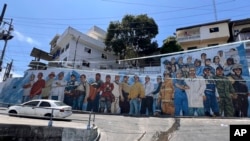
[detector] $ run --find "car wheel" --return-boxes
[9,110,17,115]
[44,113,53,118]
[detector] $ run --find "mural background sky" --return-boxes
[0,0,250,81]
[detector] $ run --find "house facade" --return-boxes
[48,26,119,70]
[176,19,231,50]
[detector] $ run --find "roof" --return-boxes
[231,18,250,26]
[30,47,53,61]
[176,19,231,31]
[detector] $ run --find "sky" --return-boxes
[0,0,249,80]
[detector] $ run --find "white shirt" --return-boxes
[185,76,206,108]
[112,81,120,98]
[144,81,155,97]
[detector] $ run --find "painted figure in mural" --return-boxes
[211,55,222,71]
[194,59,204,76]
[223,57,235,76]
[170,64,177,78]
[204,58,215,75]
[119,75,131,114]
[140,75,155,116]
[87,73,103,112]
[41,72,55,99]
[229,48,240,64]
[50,72,67,101]
[163,59,172,73]
[214,66,236,117]
[200,53,207,66]
[152,75,162,116]
[228,64,249,117]
[73,74,89,110]
[177,56,185,70]
[173,70,189,116]
[22,73,35,102]
[217,50,226,67]
[202,67,220,117]
[248,94,250,117]
[128,75,145,116]
[158,71,175,115]
[30,72,46,100]
[99,75,114,113]
[64,74,78,108]
[170,57,179,70]
[111,75,121,114]
[181,64,189,78]
[186,56,194,68]
[185,66,206,116]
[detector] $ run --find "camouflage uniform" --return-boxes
[214,75,235,117]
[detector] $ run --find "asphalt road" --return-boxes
[1,109,250,141]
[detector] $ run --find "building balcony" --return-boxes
[177,34,201,43]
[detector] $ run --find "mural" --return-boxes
[160,42,250,117]
[0,41,250,117]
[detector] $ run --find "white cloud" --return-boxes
[13,31,41,46]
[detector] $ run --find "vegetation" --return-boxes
[104,14,158,67]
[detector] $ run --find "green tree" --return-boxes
[160,36,182,54]
[105,14,158,67]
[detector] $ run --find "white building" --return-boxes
[48,26,119,70]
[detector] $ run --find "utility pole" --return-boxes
[0,3,14,72]
[0,4,7,26]
[73,36,80,69]
[3,59,12,81]
[212,0,218,21]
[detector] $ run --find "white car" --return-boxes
[8,99,72,118]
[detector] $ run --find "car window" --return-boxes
[54,101,67,106]
[39,102,51,107]
[23,101,39,106]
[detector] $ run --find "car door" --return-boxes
[36,101,52,116]
[21,101,40,116]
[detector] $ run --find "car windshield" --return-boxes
[54,101,68,106]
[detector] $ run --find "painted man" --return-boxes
[203,67,220,117]
[111,75,121,114]
[50,72,67,101]
[99,75,114,113]
[228,64,248,117]
[185,66,206,116]
[214,66,236,117]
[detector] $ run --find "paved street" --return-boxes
[1,109,250,141]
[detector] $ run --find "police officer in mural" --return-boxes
[228,64,249,117]
[214,66,236,117]
[203,67,220,117]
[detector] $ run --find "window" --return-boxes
[208,43,218,47]
[65,43,69,50]
[187,46,197,50]
[61,48,65,53]
[23,101,39,106]
[101,54,107,59]
[39,102,51,107]
[209,27,219,33]
[84,47,91,54]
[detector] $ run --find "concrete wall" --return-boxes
[0,124,98,141]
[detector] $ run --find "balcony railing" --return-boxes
[177,35,200,42]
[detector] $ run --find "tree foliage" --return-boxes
[160,36,183,54]
[105,14,159,63]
